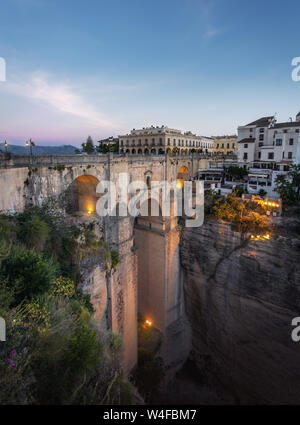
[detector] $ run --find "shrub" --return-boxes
[17,215,50,252]
[50,277,76,298]
[1,245,60,304]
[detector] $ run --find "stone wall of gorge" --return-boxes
[180,219,300,404]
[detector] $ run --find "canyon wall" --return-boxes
[180,219,300,404]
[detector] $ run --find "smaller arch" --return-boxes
[65,174,100,216]
[132,148,136,154]
[144,148,149,155]
[166,148,171,154]
[126,149,130,154]
[146,176,151,188]
[138,148,143,154]
[158,148,165,155]
[151,148,156,155]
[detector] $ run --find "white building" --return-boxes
[119,125,214,155]
[237,112,300,197]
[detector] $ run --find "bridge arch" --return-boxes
[65,174,101,216]
[176,165,190,188]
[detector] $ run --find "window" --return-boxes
[227,143,230,148]
[259,142,263,147]
[222,143,224,148]
[296,129,299,133]
[258,152,261,159]
[250,128,253,132]
[268,152,274,159]
[167,138,170,146]
[259,134,264,141]
[275,139,282,146]
[288,152,293,159]
[120,140,124,146]
[259,128,264,133]
[159,138,163,146]
[243,152,248,160]
[244,143,248,148]
[217,143,219,148]
[289,138,294,145]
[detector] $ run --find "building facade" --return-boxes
[213,135,237,155]
[237,113,300,168]
[119,125,214,155]
[237,112,300,197]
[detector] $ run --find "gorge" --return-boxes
[1,153,300,404]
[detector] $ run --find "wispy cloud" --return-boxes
[3,72,115,129]
[203,24,222,39]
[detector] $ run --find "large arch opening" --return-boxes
[177,165,190,188]
[65,174,100,216]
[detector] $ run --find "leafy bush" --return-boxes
[212,195,269,234]
[17,215,50,252]
[50,276,76,298]
[0,204,133,405]
[1,245,60,305]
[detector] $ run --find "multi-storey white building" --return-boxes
[119,125,214,155]
[237,113,300,167]
[237,112,300,197]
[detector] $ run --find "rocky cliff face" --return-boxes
[180,219,300,404]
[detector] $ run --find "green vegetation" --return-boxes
[275,164,300,208]
[96,141,119,154]
[82,136,95,154]
[258,189,267,198]
[205,191,269,234]
[132,318,164,402]
[227,165,248,180]
[0,204,132,405]
[232,185,244,197]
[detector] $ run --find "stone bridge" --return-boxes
[0,153,211,371]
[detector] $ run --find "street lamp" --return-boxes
[26,139,34,156]
[4,140,8,154]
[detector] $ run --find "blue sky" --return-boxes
[1,0,300,146]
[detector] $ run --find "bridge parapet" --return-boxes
[0,152,215,169]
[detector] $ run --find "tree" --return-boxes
[227,166,248,180]
[275,165,300,207]
[232,186,244,197]
[258,189,267,198]
[82,136,95,154]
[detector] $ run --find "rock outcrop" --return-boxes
[180,219,300,404]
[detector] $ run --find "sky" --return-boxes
[1,0,300,146]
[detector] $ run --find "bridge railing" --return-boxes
[0,151,217,168]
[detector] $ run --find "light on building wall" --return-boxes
[145,319,152,327]
[250,233,271,241]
